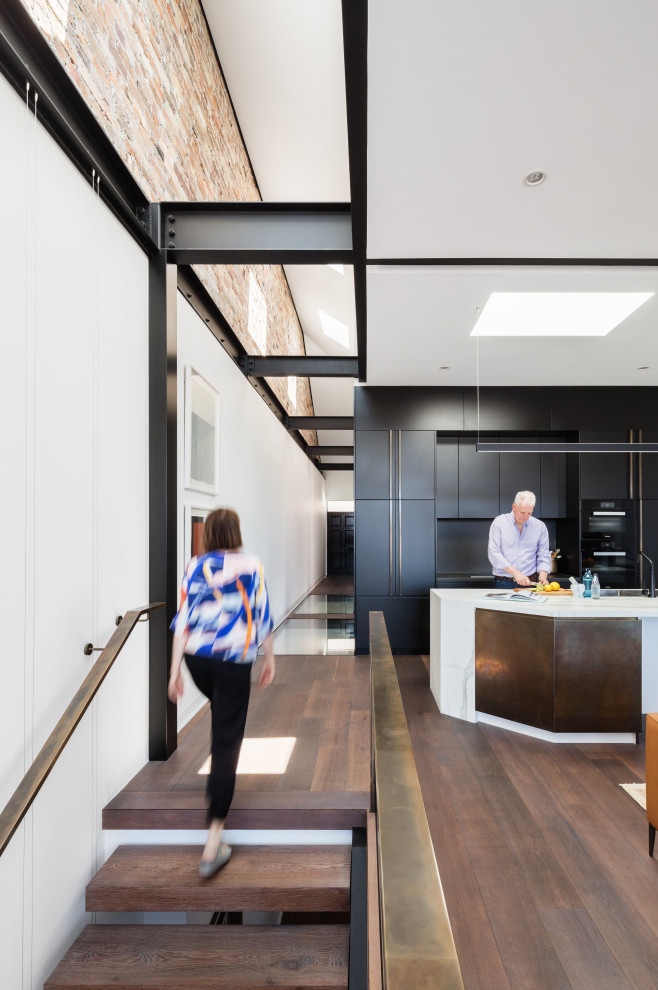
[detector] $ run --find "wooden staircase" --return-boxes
[44,844,353,989]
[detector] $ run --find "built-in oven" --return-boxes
[580,500,637,588]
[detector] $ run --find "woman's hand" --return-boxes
[168,672,184,703]
[259,632,275,688]
[168,633,187,703]
[259,654,275,688]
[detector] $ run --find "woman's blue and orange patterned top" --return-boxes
[171,551,273,663]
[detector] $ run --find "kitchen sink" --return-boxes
[599,588,651,597]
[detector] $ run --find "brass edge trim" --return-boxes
[369,611,465,990]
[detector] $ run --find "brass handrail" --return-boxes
[369,611,465,990]
[0,602,165,858]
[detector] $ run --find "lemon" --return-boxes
[549,581,560,591]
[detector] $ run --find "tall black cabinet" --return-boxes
[355,430,435,652]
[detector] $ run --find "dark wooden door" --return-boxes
[328,512,355,575]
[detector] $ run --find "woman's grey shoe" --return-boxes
[198,842,232,879]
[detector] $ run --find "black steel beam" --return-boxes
[159,202,353,264]
[240,356,359,378]
[148,255,178,760]
[341,0,368,382]
[319,463,355,471]
[0,0,155,254]
[288,416,354,430]
[307,446,354,457]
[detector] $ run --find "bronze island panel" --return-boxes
[554,618,641,733]
[475,609,642,734]
[475,609,556,731]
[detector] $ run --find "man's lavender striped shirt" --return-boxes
[487,511,551,578]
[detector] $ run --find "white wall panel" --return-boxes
[176,296,326,724]
[0,75,149,988]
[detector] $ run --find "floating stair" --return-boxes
[85,843,351,913]
[44,924,349,989]
[44,843,352,989]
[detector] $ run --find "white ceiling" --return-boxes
[203,0,658,426]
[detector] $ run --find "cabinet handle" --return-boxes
[398,432,402,595]
[389,499,393,596]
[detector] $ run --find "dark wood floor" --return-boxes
[396,654,658,990]
[105,574,658,988]
[105,652,370,831]
[311,575,354,595]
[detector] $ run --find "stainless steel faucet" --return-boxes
[638,550,656,598]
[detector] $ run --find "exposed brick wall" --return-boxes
[22,0,316,433]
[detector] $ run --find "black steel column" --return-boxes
[148,216,178,760]
[349,827,368,990]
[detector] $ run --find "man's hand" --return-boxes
[511,569,530,586]
[538,571,549,585]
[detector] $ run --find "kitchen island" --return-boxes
[430,589,658,742]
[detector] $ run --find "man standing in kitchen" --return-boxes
[488,490,552,588]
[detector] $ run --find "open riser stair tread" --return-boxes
[44,924,349,989]
[102,789,369,830]
[86,844,351,912]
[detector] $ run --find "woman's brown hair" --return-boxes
[201,508,243,553]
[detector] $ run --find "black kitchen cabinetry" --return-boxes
[356,596,430,654]
[579,431,630,499]
[355,429,435,652]
[458,435,500,518]
[435,434,568,519]
[435,436,459,516]
[354,430,392,499]
[640,431,658,499]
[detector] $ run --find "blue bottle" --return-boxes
[583,568,593,598]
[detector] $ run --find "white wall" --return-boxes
[0,76,149,988]
[176,296,327,725]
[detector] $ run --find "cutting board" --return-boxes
[514,588,573,596]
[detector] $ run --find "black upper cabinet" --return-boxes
[499,437,541,516]
[640,431,658,499]
[354,430,391,499]
[579,430,630,499]
[458,436,500,518]
[435,435,459,517]
[400,431,435,499]
[540,438,568,518]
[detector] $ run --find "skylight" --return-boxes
[319,309,350,347]
[470,292,654,337]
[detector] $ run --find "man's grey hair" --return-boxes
[514,490,536,507]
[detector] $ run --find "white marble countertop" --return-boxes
[430,587,658,619]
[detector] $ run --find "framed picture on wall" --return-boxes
[184,367,219,494]
[184,505,211,560]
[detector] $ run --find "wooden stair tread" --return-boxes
[44,924,349,989]
[86,844,351,912]
[102,789,370,830]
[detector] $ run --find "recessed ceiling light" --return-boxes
[439,366,450,370]
[524,170,547,186]
[638,365,650,370]
[470,292,654,337]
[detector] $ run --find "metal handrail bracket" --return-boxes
[0,602,165,858]
[370,611,465,990]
